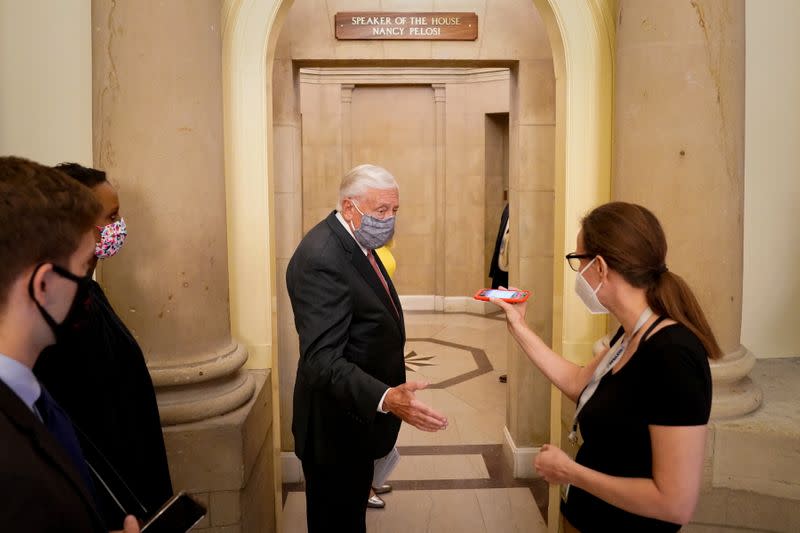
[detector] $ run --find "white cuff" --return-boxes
[377,388,390,413]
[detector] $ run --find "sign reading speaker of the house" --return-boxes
[335,12,478,40]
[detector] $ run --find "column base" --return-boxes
[687,486,800,533]
[688,356,800,532]
[153,342,255,426]
[163,370,275,533]
[710,345,763,419]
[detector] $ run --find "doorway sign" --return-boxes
[335,12,478,40]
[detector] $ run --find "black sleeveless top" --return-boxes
[562,321,712,532]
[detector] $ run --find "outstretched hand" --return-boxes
[384,381,448,432]
[489,286,528,328]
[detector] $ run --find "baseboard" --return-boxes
[503,426,541,479]
[399,295,496,315]
[399,295,436,311]
[281,451,303,484]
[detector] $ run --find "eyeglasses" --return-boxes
[565,252,594,272]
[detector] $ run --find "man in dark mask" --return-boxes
[286,164,448,532]
[0,156,139,532]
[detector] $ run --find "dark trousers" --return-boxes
[302,458,374,533]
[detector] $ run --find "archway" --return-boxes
[220,0,614,529]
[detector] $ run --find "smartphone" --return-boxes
[473,288,530,303]
[141,492,207,533]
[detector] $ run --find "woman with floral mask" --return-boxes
[492,202,719,532]
[34,163,173,531]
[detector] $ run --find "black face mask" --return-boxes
[28,264,92,343]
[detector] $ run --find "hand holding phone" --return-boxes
[473,288,530,303]
[141,492,206,533]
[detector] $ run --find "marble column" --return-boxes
[92,1,274,531]
[613,0,760,419]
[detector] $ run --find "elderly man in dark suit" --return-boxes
[287,164,448,532]
[0,157,139,533]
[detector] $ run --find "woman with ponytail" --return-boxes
[492,202,717,532]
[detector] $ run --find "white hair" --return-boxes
[337,164,398,211]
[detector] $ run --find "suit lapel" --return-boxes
[0,380,104,530]
[325,212,404,334]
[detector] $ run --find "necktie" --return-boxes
[367,250,399,316]
[35,386,96,498]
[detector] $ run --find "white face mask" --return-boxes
[574,257,608,314]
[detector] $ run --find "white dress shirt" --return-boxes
[0,352,41,415]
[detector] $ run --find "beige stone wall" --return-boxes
[444,77,511,295]
[299,74,509,295]
[276,0,551,62]
[507,61,556,448]
[298,81,342,233]
[0,0,92,165]
[742,0,800,358]
[351,85,437,294]
[272,60,303,452]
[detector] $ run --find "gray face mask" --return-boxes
[350,201,395,249]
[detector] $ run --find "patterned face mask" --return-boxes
[350,202,395,250]
[95,218,127,259]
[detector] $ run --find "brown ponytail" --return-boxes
[581,202,722,359]
[647,270,722,359]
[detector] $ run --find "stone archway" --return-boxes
[220,1,614,529]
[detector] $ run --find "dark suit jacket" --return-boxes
[0,379,105,532]
[35,280,173,528]
[287,211,406,465]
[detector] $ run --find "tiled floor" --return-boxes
[282,311,549,533]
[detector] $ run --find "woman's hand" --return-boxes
[489,286,528,329]
[534,443,576,485]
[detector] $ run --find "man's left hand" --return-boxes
[384,381,448,432]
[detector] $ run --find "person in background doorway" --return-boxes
[492,202,716,532]
[287,164,448,532]
[489,203,510,290]
[0,156,140,533]
[34,163,173,530]
[489,203,510,383]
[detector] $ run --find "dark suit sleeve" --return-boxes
[289,252,389,424]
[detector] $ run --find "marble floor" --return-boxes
[282,311,549,533]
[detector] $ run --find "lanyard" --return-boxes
[567,307,653,445]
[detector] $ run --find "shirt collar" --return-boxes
[335,211,368,256]
[0,352,41,413]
